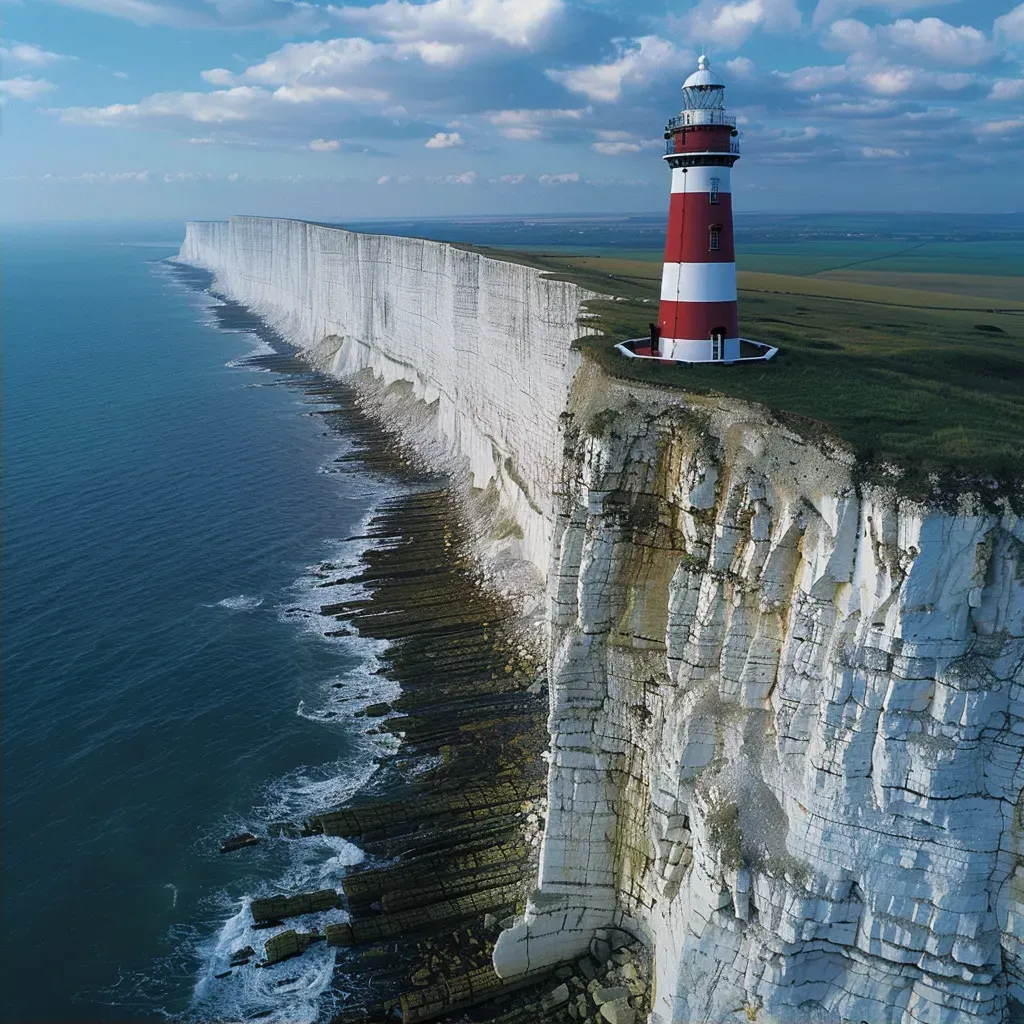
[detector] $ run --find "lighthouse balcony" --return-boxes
[665,138,740,157]
[666,111,737,130]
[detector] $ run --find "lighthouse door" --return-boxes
[710,329,725,361]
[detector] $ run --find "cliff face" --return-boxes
[178,216,588,577]
[495,364,1024,1024]
[178,219,1024,1023]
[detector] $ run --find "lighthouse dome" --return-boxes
[683,55,722,89]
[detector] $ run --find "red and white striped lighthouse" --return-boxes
[657,55,742,362]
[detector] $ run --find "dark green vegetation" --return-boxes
[475,248,1024,502]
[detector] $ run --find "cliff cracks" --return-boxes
[496,365,1024,1024]
[178,219,1024,1024]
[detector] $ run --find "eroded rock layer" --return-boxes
[496,365,1024,1024]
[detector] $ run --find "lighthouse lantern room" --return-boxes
[617,56,776,365]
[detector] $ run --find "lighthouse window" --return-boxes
[709,226,721,251]
[710,178,720,204]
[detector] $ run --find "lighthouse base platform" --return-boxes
[616,337,778,365]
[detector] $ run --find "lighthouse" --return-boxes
[634,56,770,364]
[615,57,775,365]
[657,54,742,361]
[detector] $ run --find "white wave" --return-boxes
[226,334,275,369]
[254,750,380,829]
[207,594,264,611]
[191,889,348,1024]
[186,458,410,1020]
[296,669,402,754]
[275,532,381,644]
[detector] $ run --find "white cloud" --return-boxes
[113,70,129,78]
[823,17,992,66]
[884,17,990,64]
[822,18,873,49]
[684,0,801,49]
[539,171,579,184]
[44,0,328,32]
[91,169,150,181]
[990,78,1024,101]
[0,75,56,100]
[591,140,641,154]
[485,106,588,140]
[811,0,960,30]
[489,173,526,183]
[34,169,150,183]
[336,0,564,51]
[486,107,586,123]
[426,169,477,183]
[584,176,649,187]
[310,137,341,151]
[816,96,897,115]
[724,56,756,76]
[500,127,541,140]
[212,38,385,87]
[782,61,978,97]
[46,0,190,27]
[860,145,908,156]
[198,33,481,105]
[0,42,73,66]
[201,68,236,86]
[163,171,216,182]
[425,130,462,147]
[976,117,1024,135]
[995,3,1024,44]
[54,82,386,126]
[28,168,248,184]
[546,35,685,103]
[377,174,391,183]
[862,65,975,94]
[272,84,387,103]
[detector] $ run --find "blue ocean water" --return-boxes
[2,224,397,1021]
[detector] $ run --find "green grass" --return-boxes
[470,247,1024,506]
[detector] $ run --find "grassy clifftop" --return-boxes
[469,247,1024,504]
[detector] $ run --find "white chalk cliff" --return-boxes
[178,216,588,578]
[178,218,1024,1023]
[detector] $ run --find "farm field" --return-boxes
[494,241,1024,284]
[820,271,1024,303]
[734,240,1024,277]
[475,247,1024,495]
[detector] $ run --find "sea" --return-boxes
[2,223,399,1022]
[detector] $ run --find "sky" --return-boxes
[1,0,1022,221]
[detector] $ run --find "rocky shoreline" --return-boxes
[198,294,652,1024]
